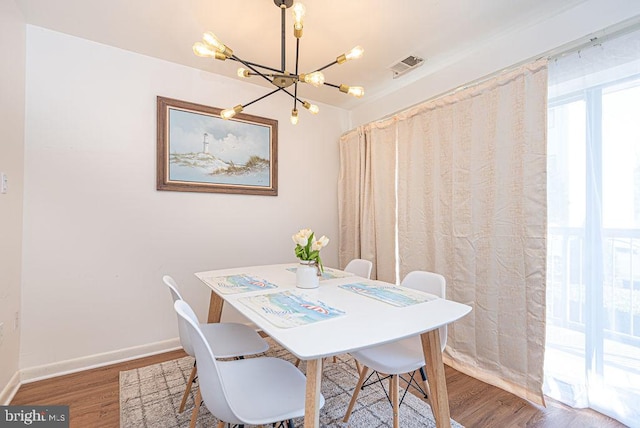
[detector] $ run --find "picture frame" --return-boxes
[157,96,278,196]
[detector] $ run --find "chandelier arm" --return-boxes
[242,87,285,108]
[293,38,301,110]
[241,84,305,108]
[228,57,283,74]
[280,5,286,72]
[313,60,339,73]
[280,87,306,105]
[324,82,340,89]
[293,82,298,110]
[249,72,297,79]
[232,55,279,86]
[294,38,301,76]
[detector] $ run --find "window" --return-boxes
[545,28,640,426]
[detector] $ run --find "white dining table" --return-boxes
[195,263,471,428]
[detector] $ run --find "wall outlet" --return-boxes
[1,172,7,194]
[14,311,19,330]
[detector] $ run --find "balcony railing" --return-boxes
[548,226,640,347]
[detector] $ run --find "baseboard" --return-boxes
[19,338,181,385]
[0,371,21,405]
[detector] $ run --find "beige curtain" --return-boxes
[396,60,548,404]
[338,120,397,282]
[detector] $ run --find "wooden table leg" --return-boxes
[207,291,224,323]
[303,358,322,428]
[420,329,451,428]
[391,374,399,428]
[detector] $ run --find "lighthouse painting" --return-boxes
[157,97,278,196]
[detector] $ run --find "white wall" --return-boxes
[351,0,640,127]
[0,0,25,403]
[19,26,350,374]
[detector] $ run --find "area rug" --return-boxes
[120,339,463,427]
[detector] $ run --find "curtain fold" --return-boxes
[338,129,364,269]
[338,120,397,282]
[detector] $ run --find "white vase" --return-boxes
[296,261,320,289]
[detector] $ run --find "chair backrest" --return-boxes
[162,275,195,356]
[344,259,373,279]
[174,300,240,424]
[401,271,448,351]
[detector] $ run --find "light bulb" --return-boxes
[290,109,299,125]
[303,102,319,114]
[292,3,306,23]
[292,2,305,38]
[220,105,243,120]
[237,68,250,78]
[337,45,364,64]
[301,71,325,87]
[202,32,223,50]
[339,84,365,98]
[348,86,364,97]
[193,42,216,58]
[202,31,233,57]
[345,45,364,61]
[193,42,227,60]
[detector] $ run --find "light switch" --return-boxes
[1,173,7,194]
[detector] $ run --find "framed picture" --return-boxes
[157,96,278,196]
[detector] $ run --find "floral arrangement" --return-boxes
[292,228,329,272]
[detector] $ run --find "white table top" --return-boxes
[195,263,472,360]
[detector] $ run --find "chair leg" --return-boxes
[180,363,198,413]
[419,367,431,400]
[355,359,362,375]
[391,374,399,428]
[189,388,202,428]
[216,422,224,428]
[343,365,369,422]
[294,358,301,368]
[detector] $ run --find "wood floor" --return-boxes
[11,350,624,428]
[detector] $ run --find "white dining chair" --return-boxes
[344,258,373,279]
[174,299,324,427]
[343,271,447,428]
[162,275,269,422]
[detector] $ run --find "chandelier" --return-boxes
[192,0,364,125]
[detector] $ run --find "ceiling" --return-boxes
[14,0,585,110]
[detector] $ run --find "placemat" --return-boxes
[239,290,346,328]
[339,282,435,307]
[203,274,277,294]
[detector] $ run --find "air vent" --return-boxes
[390,55,424,79]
